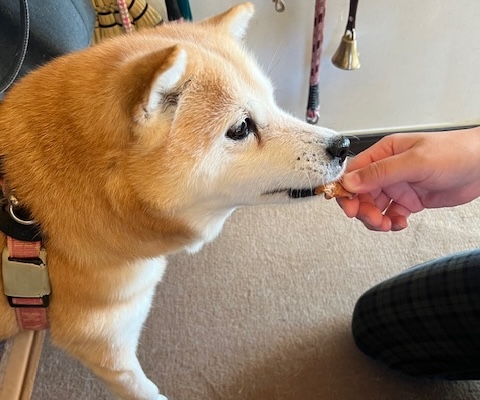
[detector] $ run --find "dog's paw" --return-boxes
[158,395,168,400]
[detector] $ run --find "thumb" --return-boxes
[342,153,418,193]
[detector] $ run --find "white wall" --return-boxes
[190,1,480,135]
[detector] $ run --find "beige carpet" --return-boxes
[32,197,480,400]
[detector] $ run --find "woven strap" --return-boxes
[306,0,327,124]
[7,236,40,257]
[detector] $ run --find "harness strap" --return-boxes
[0,178,49,331]
[7,237,49,331]
[7,235,40,257]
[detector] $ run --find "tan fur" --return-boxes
[0,4,347,399]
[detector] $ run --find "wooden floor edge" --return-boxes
[20,330,45,400]
[0,331,34,400]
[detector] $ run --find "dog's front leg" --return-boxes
[78,347,164,400]
[49,259,168,400]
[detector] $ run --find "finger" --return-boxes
[360,214,392,232]
[345,192,384,225]
[390,215,408,231]
[372,191,392,213]
[356,201,385,227]
[345,135,397,172]
[342,151,426,194]
[384,201,411,231]
[336,197,359,218]
[384,201,411,220]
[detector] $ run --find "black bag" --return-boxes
[0,0,95,97]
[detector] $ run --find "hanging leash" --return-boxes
[91,0,163,44]
[306,0,360,123]
[306,0,327,124]
[116,0,134,33]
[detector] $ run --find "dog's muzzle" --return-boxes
[326,136,350,164]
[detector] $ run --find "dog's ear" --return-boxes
[121,45,187,123]
[200,2,254,40]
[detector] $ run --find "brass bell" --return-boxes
[332,30,360,70]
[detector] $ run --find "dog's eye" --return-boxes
[226,118,254,140]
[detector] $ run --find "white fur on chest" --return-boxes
[128,257,168,298]
[110,257,168,303]
[180,205,236,253]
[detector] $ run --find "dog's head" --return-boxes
[0,3,348,254]
[122,3,348,207]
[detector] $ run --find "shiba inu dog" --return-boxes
[0,3,349,399]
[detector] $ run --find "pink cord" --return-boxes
[306,0,327,124]
[310,0,326,86]
[116,0,134,33]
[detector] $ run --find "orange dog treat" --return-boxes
[315,182,355,200]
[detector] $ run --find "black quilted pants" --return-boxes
[352,249,480,380]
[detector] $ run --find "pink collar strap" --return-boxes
[0,182,49,331]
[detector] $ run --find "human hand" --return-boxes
[337,127,480,231]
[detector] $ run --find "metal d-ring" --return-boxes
[7,195,36,226]
[273,0,285,12]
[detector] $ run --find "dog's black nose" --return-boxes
[327,136,350,164]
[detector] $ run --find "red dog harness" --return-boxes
[0,183,49,330]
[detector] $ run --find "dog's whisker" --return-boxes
[267,40,284,76]
[302,170,314,191]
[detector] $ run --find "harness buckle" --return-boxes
[2,247,50,307]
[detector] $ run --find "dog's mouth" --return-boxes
[264,188,317,199]
[288,188,317,198]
